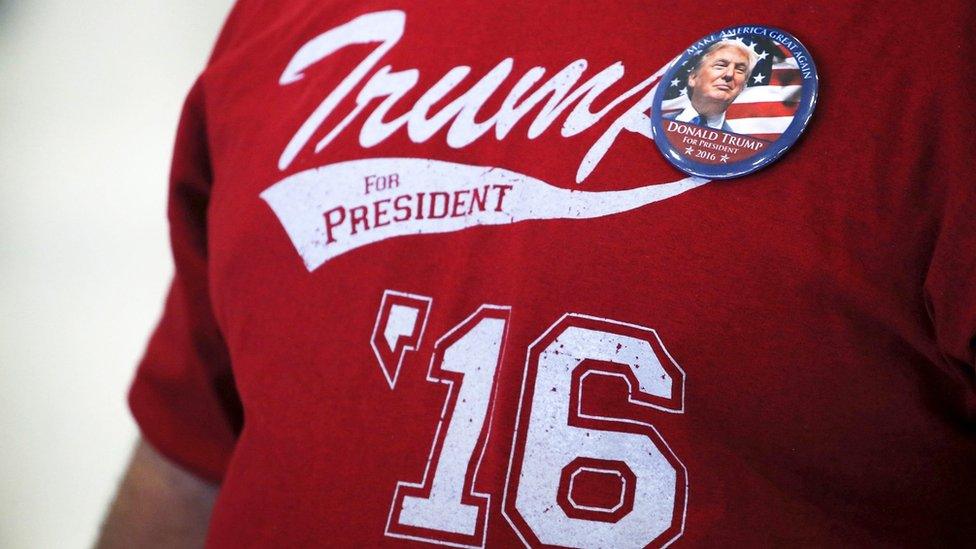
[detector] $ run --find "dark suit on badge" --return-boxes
[663,109,735,133]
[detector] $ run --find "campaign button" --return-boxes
[650,25,818,179]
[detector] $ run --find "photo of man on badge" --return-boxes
[665,39,758,132]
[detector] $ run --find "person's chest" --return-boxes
[198,1,975,546]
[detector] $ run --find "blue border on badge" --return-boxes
[650,25,818,179]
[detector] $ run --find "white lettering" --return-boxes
[277,10,672,182]
[278,10,406,170]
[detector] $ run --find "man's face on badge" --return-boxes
[688,46,749,105]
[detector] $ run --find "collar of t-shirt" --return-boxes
[676,105,726,130]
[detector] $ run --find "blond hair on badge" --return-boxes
[690,39,759,80]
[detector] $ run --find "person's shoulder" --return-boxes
[208,0,288,65]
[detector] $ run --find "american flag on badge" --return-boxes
[660,35,803,142]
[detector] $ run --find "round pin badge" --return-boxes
[651,25,818,179]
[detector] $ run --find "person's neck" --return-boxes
[690,97,728,120]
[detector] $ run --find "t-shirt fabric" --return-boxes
[129,1,976,546]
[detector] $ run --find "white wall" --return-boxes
[0,1,235,547]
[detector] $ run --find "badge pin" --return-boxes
[651,25,818,179]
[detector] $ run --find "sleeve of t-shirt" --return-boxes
[921,7,976,421]
[128,75,243,484]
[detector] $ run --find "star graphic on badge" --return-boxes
[752,73,765,84]
[757,49,769,60]
[679,86,688,96]
[685,146,695,155]
[670,77,680,87]
[719,154,730,163]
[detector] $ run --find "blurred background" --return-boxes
[0,1,234,546]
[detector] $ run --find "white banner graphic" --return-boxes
[261,158,709,271]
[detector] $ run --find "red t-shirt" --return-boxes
[130,1,976,546]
